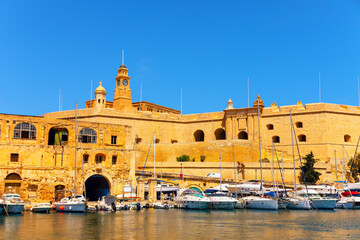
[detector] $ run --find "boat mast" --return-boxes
[257,99,263,195]
[153,132,156,178]
[335,150,339,190]
[220,148,222,192]
[290,110,297,193]
[232,143,237,183]
[74,101,78,195]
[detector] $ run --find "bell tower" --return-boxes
[113,63,133,111]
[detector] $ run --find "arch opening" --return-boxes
[54,185,66,201]
[85,175,110,201]
[238,131,248,140]
[48,127,69,145]
[272,136,280,143]
[298,134,306,142]
[4,173,22,194]
[344,134,351,143]
[194,130,205,142]
[214,128,226,140]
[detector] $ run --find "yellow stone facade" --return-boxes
[1,63,358,201]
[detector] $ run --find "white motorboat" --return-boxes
[227,181,272,195]
[54,194,87,213]
[301,184,338,198]
[298,189,337,209]
[242,196,278,210]
[174,189,210,210]
[2,193,25,214]
[207,192,238,210]
[31,203,52,213]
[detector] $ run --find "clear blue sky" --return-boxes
[1,1,360,116]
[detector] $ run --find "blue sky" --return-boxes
[1,1,360,116]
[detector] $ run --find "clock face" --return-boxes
[122,79,128,86]
[117,80,120,86]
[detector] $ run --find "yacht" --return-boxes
[336,191,360,209]
[2,193,25,214]
[286,193,311,210]
[174,188,210,210]
[207,192,238,210]
[242,195,278,210]
[54,194,87,212]
[298,189,337,209]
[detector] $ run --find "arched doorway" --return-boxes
[48,127,69,145]
[214,128,226,140]
[4,173,22,194]
[85,175,110,201]
[54,185,66,201]
[194,130,205,142]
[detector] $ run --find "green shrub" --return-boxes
[176,155,190,162]
[200,155,206,162]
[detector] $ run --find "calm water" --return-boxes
[0,209,359,239]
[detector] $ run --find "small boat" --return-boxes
[2,193,25,214]
[242,195,278,210]
[152,202,170,209]
[336,191,360,209]
[54,194,87,213]
[31,203,52,213]
[208,192,237,210]
[174,188,210,210]
[96,195,117,211]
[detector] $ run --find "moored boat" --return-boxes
[242,195,278,210]
[54,194,87,213]
[2,193,25,214]
[31,203,52,213]
[207,192,237,210]
[174,188,210,210]
[298,189,337,210]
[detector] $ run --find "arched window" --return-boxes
[295,122,303,128]
[344,134,351,143]
[13,123,36,139]
[48,127,68,145]
[238,131,248,140]
[194,130,205,142]
[79,128,97,143]
[5,173,21,180]
[95,153,105,164]
[267,124,274,130]
[214,128,226,140]
[112,156,117,165]
[298,134,306,142]
[272,136,280,143]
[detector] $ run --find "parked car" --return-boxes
[205,173,221,178]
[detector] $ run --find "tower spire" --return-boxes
[122,49,125,66]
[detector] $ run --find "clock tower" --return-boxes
[113,64,133,111]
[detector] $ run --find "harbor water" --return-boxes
[1,209,360,239]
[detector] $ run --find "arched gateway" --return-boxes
[85,174,110,201]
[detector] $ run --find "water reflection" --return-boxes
[0,210,359,239]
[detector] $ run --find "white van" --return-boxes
[205,173,221,178]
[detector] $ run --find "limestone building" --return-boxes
[1,63,359,201]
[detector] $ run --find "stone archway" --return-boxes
[4,173,22,194]
[85,174,110,201]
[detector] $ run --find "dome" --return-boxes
[95,81,106,94]
[227,99,234,109]
[253,95,264,108]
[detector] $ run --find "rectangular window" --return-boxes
[83,154,89,163]
[10,153,19,162]
[96,155,102,164]
[111,135,117,145]
[112,156,117,165]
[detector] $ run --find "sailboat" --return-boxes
[241,96,278,210]
[208,148,238,210]
[286,110,311,210]
[54,102,87,213]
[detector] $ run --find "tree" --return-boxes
[176,155,190,162]
[299,151,321,184]
[200,155,206,162]
[347,153,360,181]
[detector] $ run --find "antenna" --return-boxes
[140,82,142,111]
[122,49,125,65]
[247,77,250,108]
[181,88,183,114]
[319,71,321,103]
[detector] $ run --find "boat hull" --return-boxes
[243,197,278,210]
[336,201,354,209]
[54,203,86,212]
[4,204,25,214]
[176,201,209,210]
[287,200,311,210]
[209,201,237,210]
[311,199,337,209]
